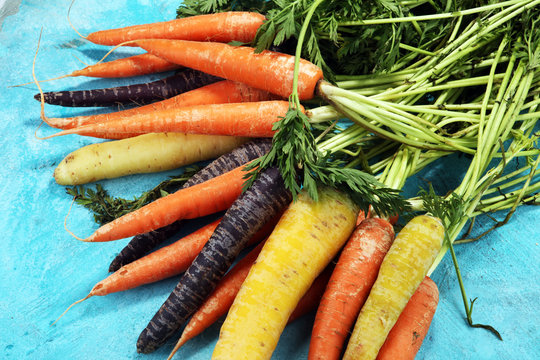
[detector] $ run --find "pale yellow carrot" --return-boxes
[54,133,247,185]
[212,186,359,360]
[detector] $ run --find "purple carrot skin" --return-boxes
[108,138,273,272]
[34,69,221,107]
[136,166,292,354]
[41,80,279,132]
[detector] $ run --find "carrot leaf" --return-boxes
[66,166,200,225]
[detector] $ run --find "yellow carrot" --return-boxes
[343,215,445,360]
[212,186,359,360]
[54,133,247,185]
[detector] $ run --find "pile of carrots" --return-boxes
[35,10,449,360]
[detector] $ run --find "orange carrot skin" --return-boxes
[87,12,265,46]
[308,218,395,360]
[376,276,439,360]
[136,39,324,100]
[91,219,221,296]
[46,81,279,131]
[71,53,180,78]
[84,163,250,242]
[54,100,294,140]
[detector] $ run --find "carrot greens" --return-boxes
[66,166,200,225]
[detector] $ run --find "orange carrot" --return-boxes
[92,219,221,296]
[43,81,279,131]
[43,101,293,140]
[68,53,180,78]
[168,241,267,359]
[81,163,251,242]
[376,276,439,360]
[308,218,395,360]
[87,12,266,46]
[53,214,279,325]
[136,39,324,100]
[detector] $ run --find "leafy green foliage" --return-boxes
[419,184,465,231]
[66,167,200,225]
[244,106,410,216]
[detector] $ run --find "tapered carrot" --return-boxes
[308,218,395,360]
[376,276,439,360]
[87,12,266,46]
[137,167,292,353]
[42,101,293,140]
[167,254,332,360]
[35,69,221,107]
[69,53,180,78]
[80,163,251,243]
[42,81,278,131]
[136,39,324,100]
[168,241,267,359]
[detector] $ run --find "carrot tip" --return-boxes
[166,336,186,360]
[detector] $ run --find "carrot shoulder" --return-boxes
[308,217,395,360]
[136,39,324,100]
[87,12,266,46]
[376,276,439,360]
[82,163,250,242]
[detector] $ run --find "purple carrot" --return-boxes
[33,69,221,107]
[136,166,292,353]
[108,138,273,272]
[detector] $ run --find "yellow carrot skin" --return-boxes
[343,215,444,360]
[212,187,359,360]
[54,133,247,185]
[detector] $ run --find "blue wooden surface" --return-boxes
[0,1,538,359]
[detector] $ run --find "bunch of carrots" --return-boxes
[30,1,540,360]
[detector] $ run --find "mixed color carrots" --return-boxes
[30,2,540,359]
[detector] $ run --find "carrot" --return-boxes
[168,241,267,359]
[86,12,265,46]
[343,215,445,360]
[34,69,221,107]
[376,276,439,360]
[167,251,332,360]
[108,138,273,272]
[41,80,278,131]
[308,217,395,360]
[136,166,292,353]
[136,39,324,100]
[53,133,248,185]
[80,163,251,242]
[43,100,293,140]
[211,186,359,360]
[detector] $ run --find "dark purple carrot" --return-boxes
[136,166,292,354]
[33,69,221,107]
[108,138,273,272]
